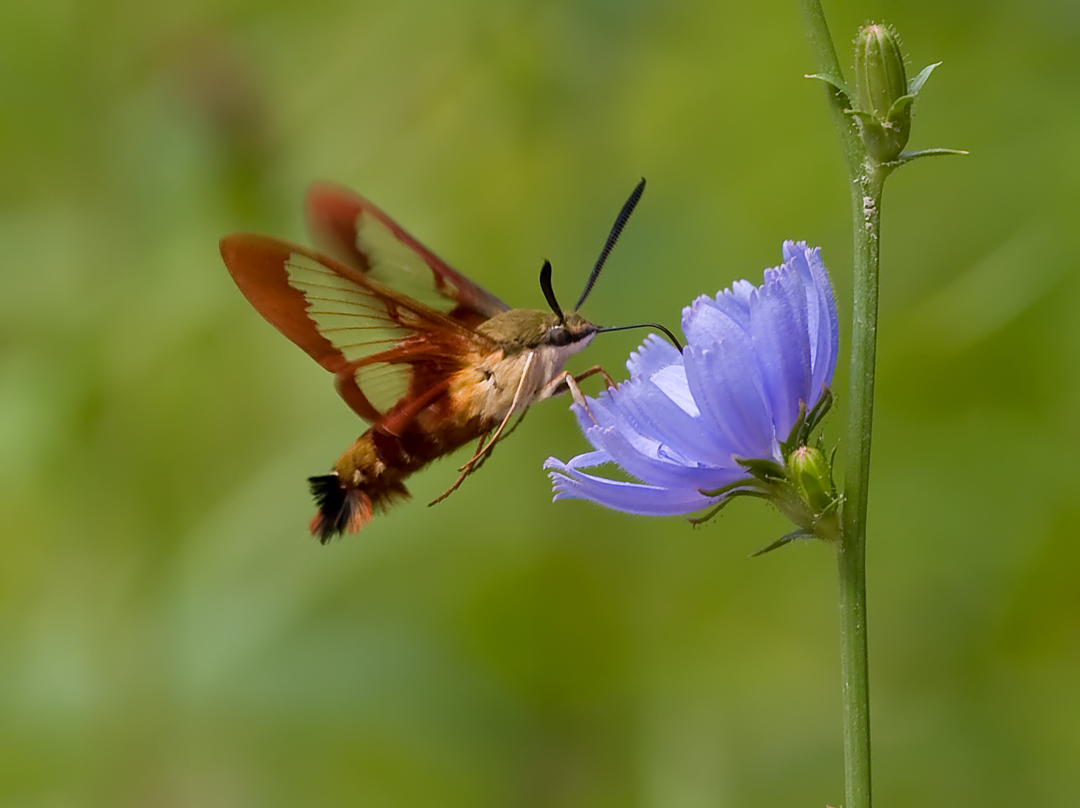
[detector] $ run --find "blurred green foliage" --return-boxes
[2,0,1078,805]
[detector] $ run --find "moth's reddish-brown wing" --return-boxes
[305,182,509,329]
[220,234,498,425]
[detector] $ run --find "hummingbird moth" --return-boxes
[220,179,679,542]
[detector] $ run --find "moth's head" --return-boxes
[543,309,597,349]
[480,307,597,352]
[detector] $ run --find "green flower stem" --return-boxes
[799,1,883,807]
[837,168,883,808]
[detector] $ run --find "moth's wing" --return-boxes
[220,234,498,425]
[305,182,510,329]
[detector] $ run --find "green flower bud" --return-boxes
[786,446,835,516]
[855,24,907,119]
[853,23,912,162]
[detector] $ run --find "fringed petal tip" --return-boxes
[548,472,579,503]
[781,239,803,261]
[626,333,683,378]
[543,451,611,473]
[543,457,566,472]
[680,292,726,333]
[691,280,755,330]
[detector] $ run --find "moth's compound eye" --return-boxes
[547,325,572,347]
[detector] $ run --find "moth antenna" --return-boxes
[597,321,683,351]
[539,259,565,322]
[575,178,646,311]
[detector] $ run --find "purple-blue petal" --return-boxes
[560,450,611,469]
[782,242,839,408]
[781,240,801,263]
[682,291,745,348]
[625,334,682,379]
[586,426,739,491]
[546,463,719,516]
[570,384,636,441]
[806,247,839,402]
[577,363,717,469]
[616,371,732,463]
[682,280,757,338]
[783,243,821,363]
[683,339,779,463]
[750,265,812,439]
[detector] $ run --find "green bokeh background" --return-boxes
[2,0,1077,805]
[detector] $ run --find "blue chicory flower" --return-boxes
[545,241,840,529]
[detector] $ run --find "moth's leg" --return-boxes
[468,409,529,476]
[544,365,615,399]
[429,353,536,506]
[539,367,609,424]
[429,432,489,507]
[501,408,530,441]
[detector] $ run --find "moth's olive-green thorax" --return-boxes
[476,308,597,353]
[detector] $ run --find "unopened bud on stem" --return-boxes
[856,24,908,119]
[787,446,835,516]
[852,23,912,162]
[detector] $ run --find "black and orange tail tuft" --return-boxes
[307,473,411,543]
